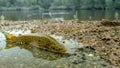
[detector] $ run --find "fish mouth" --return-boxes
[57,49,67,54]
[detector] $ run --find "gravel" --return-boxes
[0,20,120,68]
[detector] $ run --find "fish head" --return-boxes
[48,44,67,53]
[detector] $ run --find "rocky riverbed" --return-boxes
[0,20,120,68]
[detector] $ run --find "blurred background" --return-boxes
[0,0,120,21]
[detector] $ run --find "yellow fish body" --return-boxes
[4,33,66,53]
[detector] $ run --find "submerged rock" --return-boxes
[101,19,120,26]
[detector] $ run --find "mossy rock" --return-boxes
[101,19,120,26]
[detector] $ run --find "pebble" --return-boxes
[88,54,94,57]
[0,20,119,68]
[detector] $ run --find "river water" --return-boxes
[0,32,110,68]
[0,10,120,21]
[0,31,82,60]
[0,10,118,67]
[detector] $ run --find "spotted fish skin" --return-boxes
[4,33,66,53]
